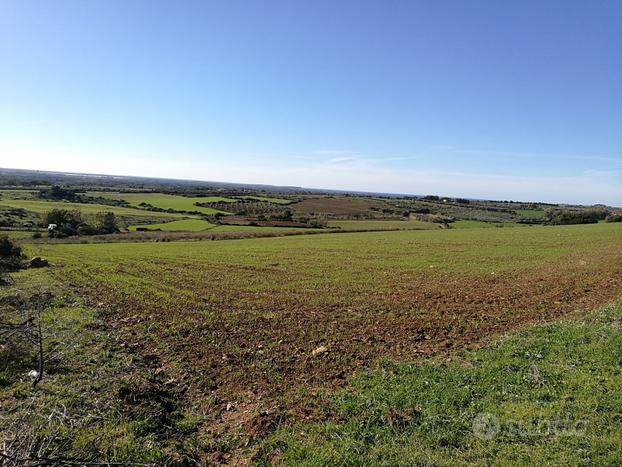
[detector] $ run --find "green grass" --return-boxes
[209,224,305,232]
[327,219,439,231]
[257,301,622,465]
[450,220,526,229]
[0,198,185,218]
[128,219,309,232]
[450,219,496,229]
[88,192,235,214]
[0,229,41,239]
[517,209,547,219]
[28,223,622,295]
[0,189,38,199]
[238,195,292,204]
[0,269,203,464]
[128,219,216,231]
[199,196,239,203]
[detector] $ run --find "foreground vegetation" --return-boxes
[259,301,622,465]
[0,269,204,465]
[2,262,620,464]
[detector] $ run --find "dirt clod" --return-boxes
[311,345,328,356]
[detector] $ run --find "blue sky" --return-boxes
[1,0,620,204]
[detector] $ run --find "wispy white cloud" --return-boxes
[308,147,622,167]
[326,156,359,164]
[583,169,622,177]
[312,149,419,164]
[312,149,358,156]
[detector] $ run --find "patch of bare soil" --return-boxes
[290,197,392,216]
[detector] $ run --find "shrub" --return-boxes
[95,212,120,234]
[38,185,79,201]
[77,224,99,236]
[45,208,82,226]
[270,210,294,222]
[547,209,607,225]
[605,213,622,223]
[0,235,25,274]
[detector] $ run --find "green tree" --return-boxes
[96,212,119,234]
[44,209,84,237]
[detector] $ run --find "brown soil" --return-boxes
[66,246,622,464]
[290,197,392,216]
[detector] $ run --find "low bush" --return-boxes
[547,209,607,225]
[38,185,79,201]
[0,235,25,272]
